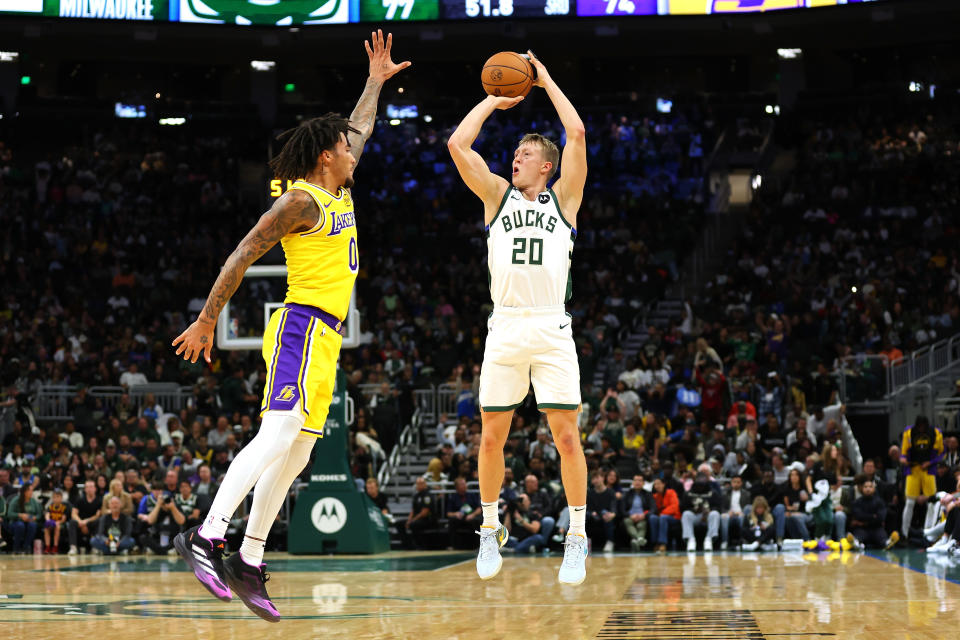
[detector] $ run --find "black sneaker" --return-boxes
[223,552,280,622]
[174,525,231,602]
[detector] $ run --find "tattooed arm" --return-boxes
[347,29,411,164]
[171,189,318,364]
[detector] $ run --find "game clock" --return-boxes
[441,0,570,19]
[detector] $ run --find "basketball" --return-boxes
[481,51,534,98]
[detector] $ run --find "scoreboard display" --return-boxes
[0,0,884,22]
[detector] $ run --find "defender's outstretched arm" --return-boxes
[347,30,411,165]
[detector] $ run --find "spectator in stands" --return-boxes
[721,474,746,549]
[174,480,203,530]
[649,476,681,552]
[619,474,653,551]
[68,479,101,555]
[587,469,618,552]
[372,382,401,454]
[206,417,231,449]
[783,468,811,539]
[193,463,219,499]
[101,478,134,516]
[529,427,559,467]
[399,477,434,550]
[681,471,722,552]
[0,468,14,498]
[119,363,148,389]
[850,478,897,549]
[523,474,556,542]
[91,496,135,556]
[446,476,482,549]
[751,468,786,543]
[6,484,41,554]
[741,496,778,551]
[365,477,391,523]
[43,488,70,554]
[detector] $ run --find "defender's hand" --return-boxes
[172,318,215,364]
[526,50,551,88]
[365,30,411,83]
[486,95,524,110]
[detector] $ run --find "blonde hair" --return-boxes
[518,133,559,179]
[109,478,124,496]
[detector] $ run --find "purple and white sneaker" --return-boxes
[174,525,232,602]
[223,552,280,623]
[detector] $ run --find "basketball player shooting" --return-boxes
[169,30,409,621]
[447,51,589,585]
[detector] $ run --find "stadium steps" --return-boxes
[591,299,684,390]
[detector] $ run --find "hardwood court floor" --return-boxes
[1,548,959,639]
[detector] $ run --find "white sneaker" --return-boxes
[741,541,759,551]
[720,541,728,551]
[558,534,588,585]
[928,537,956,554]
[686,538,697,552]
[704,538,713,552]
[68,545,78,556]
[925,522,946,542]
[602,540,614,553]
[476,525,508,580]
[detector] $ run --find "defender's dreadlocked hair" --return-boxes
[269,113,361,182]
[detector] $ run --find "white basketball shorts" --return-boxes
[479,305,581,412]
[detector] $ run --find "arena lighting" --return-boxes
[0,51,19,62]
[250,60,276,72]
[20,75,30,85]
[851,286,858,293]
[777,48,802,60]
[764,105,780,116]
[159,117,186,126]
[389,119,401,126]
[656,98,672,114]
[386,104,418,119]
[908,81,923,93]
[284,83,296,92]
[751,174,762,190]
[423,114,433,123]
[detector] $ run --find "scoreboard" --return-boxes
[0,0,884,23]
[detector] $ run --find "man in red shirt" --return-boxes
[648,477,680,552]
[696,367,727,426]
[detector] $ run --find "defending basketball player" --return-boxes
[170,30,409,621]
[447,51,589,585]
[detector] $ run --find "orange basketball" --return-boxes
[481,51,534,98]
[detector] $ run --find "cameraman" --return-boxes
[504,493,548,554]
[137,485,184,555]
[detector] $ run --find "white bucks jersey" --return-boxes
[486,186,575,307]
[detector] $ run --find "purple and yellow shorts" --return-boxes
[261,303,343,437]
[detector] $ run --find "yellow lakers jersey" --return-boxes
[282,180,358,321]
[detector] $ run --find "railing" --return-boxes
[377,409,421,495]
[842,335,960,405]
[34,383,193,422]
[436,383,459,420]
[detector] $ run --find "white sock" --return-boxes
[199,411,303,541]
[902,498,916,537]
[481,501,499,528]
[924,502,939,531]
[241,433,315,564]
[569,505,586,536]
[240,535,266,566]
